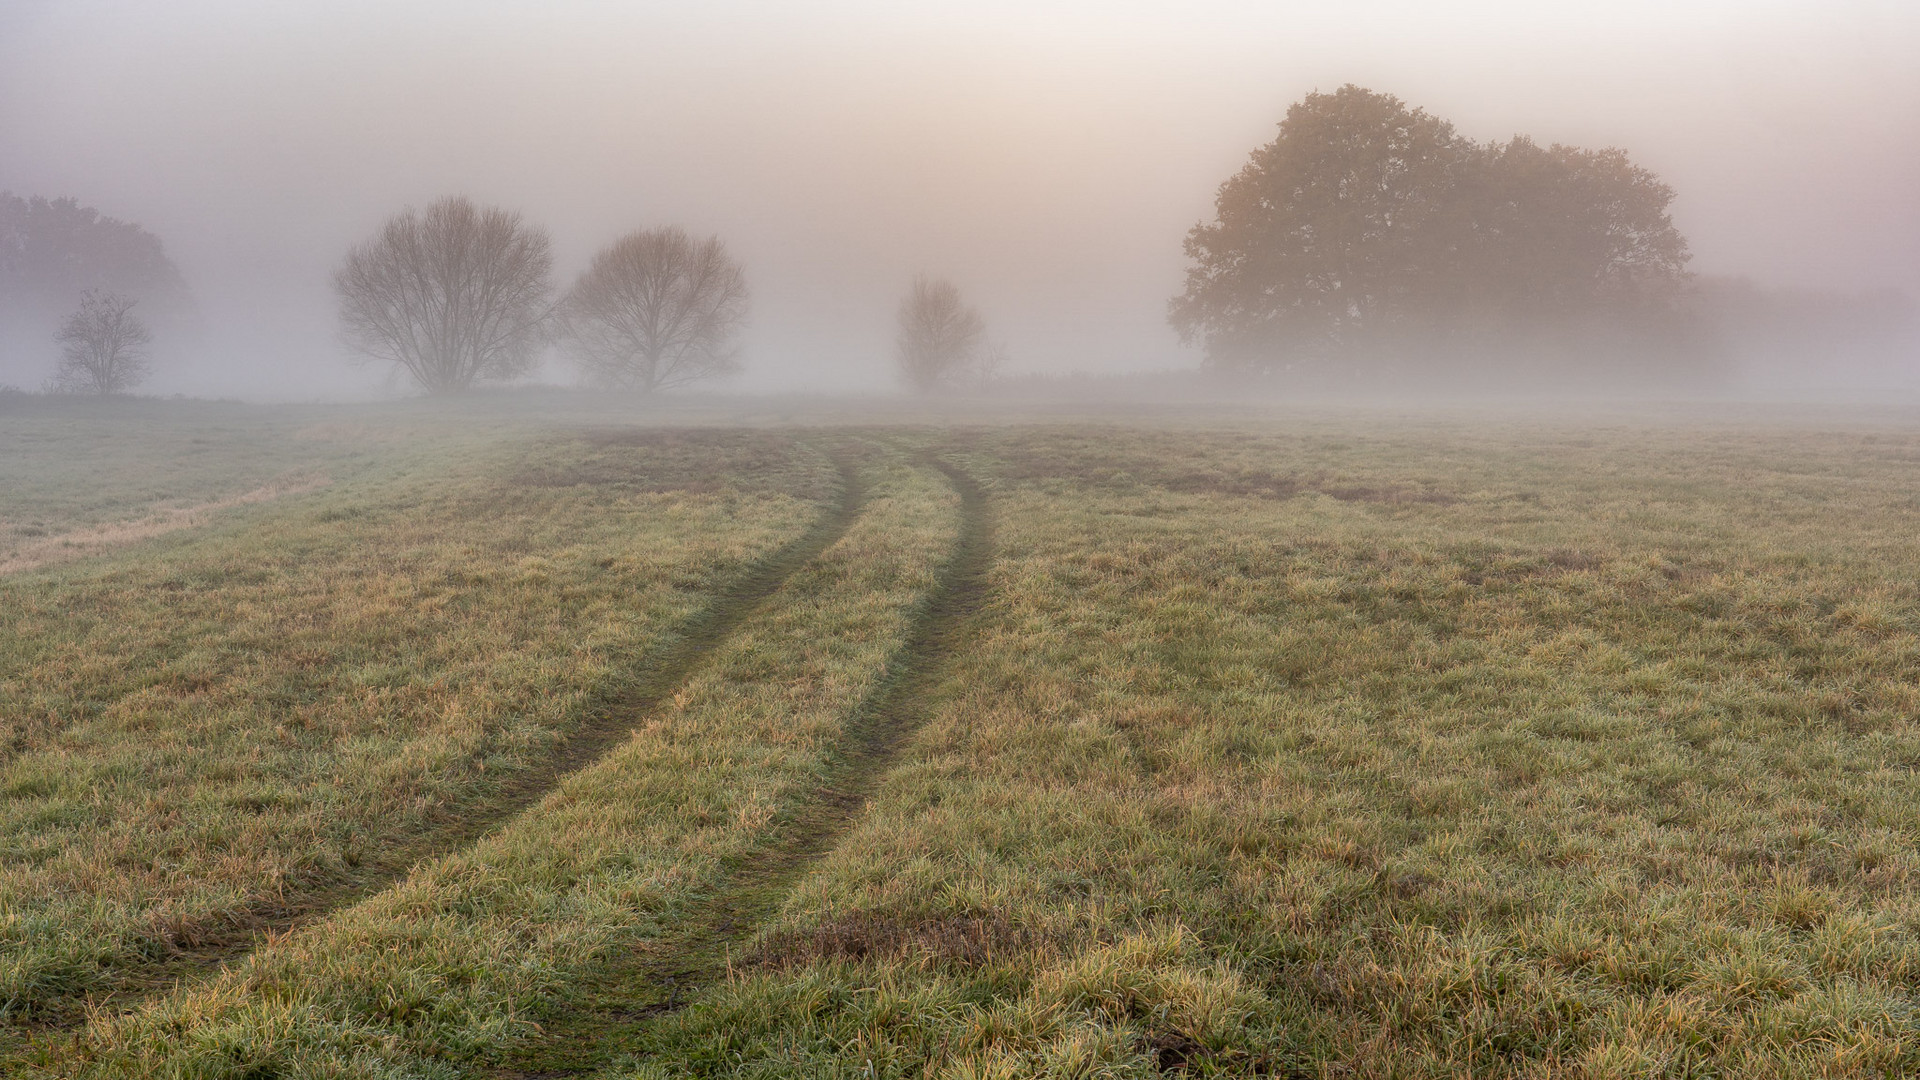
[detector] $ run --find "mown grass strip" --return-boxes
[64,453,963,1080]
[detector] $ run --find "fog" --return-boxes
[2,0,1916,400]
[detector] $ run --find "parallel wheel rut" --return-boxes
[52,446,867,1029]
[500,455,992,1077]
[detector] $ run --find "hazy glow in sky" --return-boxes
[2,0,1916,395]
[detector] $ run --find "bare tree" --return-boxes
[896,276,985,392]
[559,227,748,392]
[333,197,553,394]
[50,290,150,394]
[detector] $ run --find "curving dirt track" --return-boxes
[54,447,869,1026]
[499,454,993,1077]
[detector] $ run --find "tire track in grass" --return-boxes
[54,446,868,1027]
[500,456,992,1077]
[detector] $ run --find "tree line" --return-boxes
[10,86,1913,396]
[333,196,999,395]
[2,191,1000,397]
[334,200,755,394]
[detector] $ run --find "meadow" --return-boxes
[5,396,1920,1077]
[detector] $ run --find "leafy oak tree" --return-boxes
[1451,136,1693,363]
[1171,85,1469,372]
[1171,85,1695,382]
[0,194,188,315]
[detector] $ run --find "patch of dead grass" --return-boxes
[0,473,332,575]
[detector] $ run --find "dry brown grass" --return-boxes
[0,473,331,574]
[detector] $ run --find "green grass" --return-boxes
[0,414,835,1037]
[614,420,1920,1078]
[73,448,963,1078]
[0,397,386,562]
[11,401,1920,1077]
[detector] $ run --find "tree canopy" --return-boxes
[334,197,554,394]
[1170,85,1696,384]
[0,193,188,312]
[559,227,748,393]
[896,276,986,392]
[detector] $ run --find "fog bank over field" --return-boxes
[1,1,1916,400]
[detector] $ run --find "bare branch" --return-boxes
[895,276,985,393]
[557,227,749,393]
[333,197,553,393]
[50,290,151,394]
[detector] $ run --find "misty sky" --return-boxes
[3,0,1917,397]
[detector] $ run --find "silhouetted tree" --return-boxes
[1171,86,1469,373]
[0,194,190,382]
[1171,86,1694,382]
[1449,137,1693,366]
[0,194,188,313]
[559,227,748,392]
[896,276,985,391]
[50,290,150,394]
[334,197,553,393]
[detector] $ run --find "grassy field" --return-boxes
[0,404,838,1034]
[7,398,1920,1077]
[0,399,353,573]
